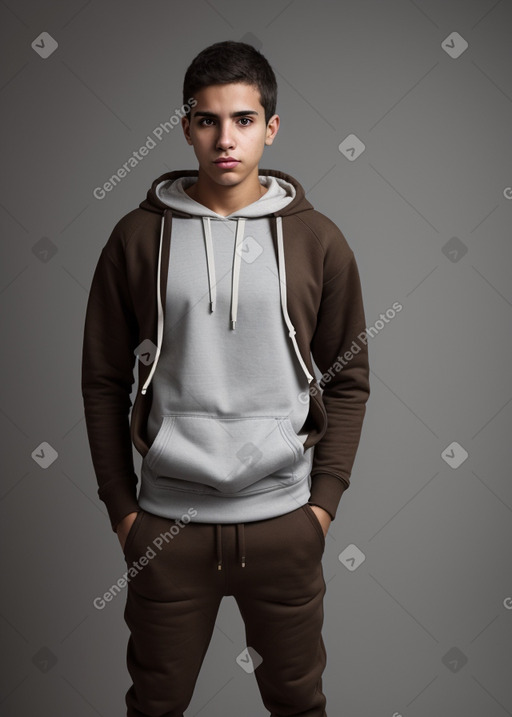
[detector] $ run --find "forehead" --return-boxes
[192,82,263,112]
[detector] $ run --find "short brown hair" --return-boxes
[183,40,277,124]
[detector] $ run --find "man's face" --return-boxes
[182,82,279,189]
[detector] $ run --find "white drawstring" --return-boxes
[201,216,245,330]
[141,213,165,395]
[202,217,216,313]
[275,216,314,384]
[231,218,245,329]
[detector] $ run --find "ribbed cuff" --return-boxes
[99,480,140,532]
[308,472,349,521]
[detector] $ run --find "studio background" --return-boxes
[1,1,511,715]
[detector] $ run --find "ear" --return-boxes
[265,114,280,146]
[181,115,193,146]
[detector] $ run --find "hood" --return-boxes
[138,169,315,395]
[139,168,314,217]
[153,173,297,218]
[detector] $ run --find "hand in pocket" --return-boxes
[308,505,331,537]
[116,511,140,552]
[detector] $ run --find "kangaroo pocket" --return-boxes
[144,414,305,494]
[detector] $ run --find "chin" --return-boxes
[212,174,245,186]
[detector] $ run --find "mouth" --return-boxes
[213,158,240,169]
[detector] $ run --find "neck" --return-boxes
[186,170,267,216]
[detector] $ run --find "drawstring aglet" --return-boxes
[209,301,215,313]
[231,320,236,330]
[217,561,222,571]
[241,557,246,568]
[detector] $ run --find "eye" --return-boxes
[238,117,253,126]
[198,118,215,126]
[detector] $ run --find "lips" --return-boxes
[214,158,240,169]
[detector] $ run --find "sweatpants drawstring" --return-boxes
[215,524,246,570]
[216,524,222,570]
[237,524,246,568]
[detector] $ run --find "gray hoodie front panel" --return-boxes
[138,176,314,523]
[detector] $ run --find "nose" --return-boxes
[216,121,235,150]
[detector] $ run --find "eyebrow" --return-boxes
[192,110,259,119]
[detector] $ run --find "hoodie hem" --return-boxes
[137,472,312,524]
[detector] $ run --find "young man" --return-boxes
[82,40,370,717]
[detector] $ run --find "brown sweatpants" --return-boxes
[122,504,328,717]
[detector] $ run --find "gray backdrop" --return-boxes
[1,0,511,715]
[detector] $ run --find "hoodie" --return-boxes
[138,173,315,524]
[81,169,370,538]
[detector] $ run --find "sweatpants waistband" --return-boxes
[123,503,326,576]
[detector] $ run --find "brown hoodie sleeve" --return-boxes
[81,231,141,533]
[308,244,370,521]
